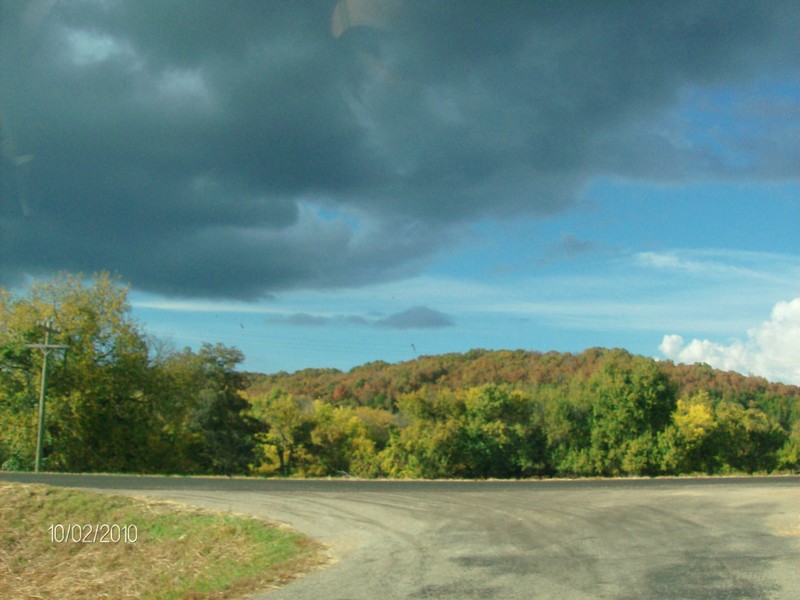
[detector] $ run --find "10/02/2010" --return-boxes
[48,523,138,544]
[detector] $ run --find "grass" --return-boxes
[0,482,327,599]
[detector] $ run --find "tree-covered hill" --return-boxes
[3,273,798,479]
[243,348,800,478]
[246,347,800,425]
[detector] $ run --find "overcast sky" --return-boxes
[1,1,798,383]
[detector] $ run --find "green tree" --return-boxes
[587,352,676,476]
[378,385,548,479]
[459,385,547,478]
[1,273,257,475]
[776,423,800,471]
[0,272,157,472]
[540,382,594,476]
[378,389,465,478]
[162,344,258,475]
[712,400,785,473]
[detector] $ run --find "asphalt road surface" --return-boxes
[3,474,799,599]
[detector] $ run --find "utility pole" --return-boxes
[26,318,68,472]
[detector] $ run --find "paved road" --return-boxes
[3,473,799,599]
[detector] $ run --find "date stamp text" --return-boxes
[48,523,138,544]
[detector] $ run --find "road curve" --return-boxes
[3,473,799,599]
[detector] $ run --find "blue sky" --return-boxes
[2,2,799,383]
[131,170,799,382]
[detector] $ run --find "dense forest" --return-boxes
[2,273,799,478]
[245,348,800,478]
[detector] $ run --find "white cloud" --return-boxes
[62,28,137,67]
[635,249,799,284]
[659,297,800,385]
[130,295,276,314]
[659,334,685,357]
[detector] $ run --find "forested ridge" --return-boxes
[247,347,800,422]
[2,274,799,478]
[245,348,800,478]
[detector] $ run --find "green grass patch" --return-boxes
[0,482,326,599]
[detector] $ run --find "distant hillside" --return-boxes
[246,347,800,427]
[242,348,799,478]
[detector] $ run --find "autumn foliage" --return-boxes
[2,274,798,478]
[246,349,798,478]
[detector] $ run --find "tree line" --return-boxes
[2,273,798,477]
[0,273,254,474]
[247,355,797,478]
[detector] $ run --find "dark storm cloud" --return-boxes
[1,1,798,297]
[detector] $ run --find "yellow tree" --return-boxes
[658,391,717,473]
[248,390,313,476]
[307,401,378,477]
[660,391,786,474]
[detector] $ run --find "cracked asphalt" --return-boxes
[3,474,799,599]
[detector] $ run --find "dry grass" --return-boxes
[0,482,327,600]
